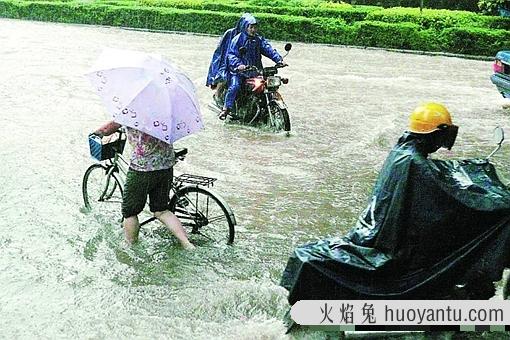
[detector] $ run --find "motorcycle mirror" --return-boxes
[239,47,247,56]
[487,126,505,160]
[493,126,505,145]
[281,43,293,59]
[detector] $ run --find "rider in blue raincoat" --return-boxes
[219,14,285,119]
[206,13,251,95]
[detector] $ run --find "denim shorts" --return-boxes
[121,168,173,218]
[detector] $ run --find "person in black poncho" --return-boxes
[281,103,510,302]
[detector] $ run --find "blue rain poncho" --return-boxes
[205,14,250,87]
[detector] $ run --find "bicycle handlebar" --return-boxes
[175,148,188,160]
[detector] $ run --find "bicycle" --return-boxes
[82,129,236,245]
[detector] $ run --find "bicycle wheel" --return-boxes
[169,186,235,245]
[267,102,291,132]
[82,164,123,211]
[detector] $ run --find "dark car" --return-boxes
[491,50,510,98]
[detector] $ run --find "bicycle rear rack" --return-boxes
[175,173,217,187]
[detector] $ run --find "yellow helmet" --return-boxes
[409,102,453,134]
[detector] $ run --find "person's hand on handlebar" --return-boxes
[91,130,104,138]
[92,121,122,138]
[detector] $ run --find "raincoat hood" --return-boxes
[240,14,257,34]
[236,13,252,31]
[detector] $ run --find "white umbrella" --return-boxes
[86,48,203,144]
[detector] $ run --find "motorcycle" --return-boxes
[280,127,510,302]
[211,43,293,133]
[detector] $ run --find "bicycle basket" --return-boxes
[88,132,126,161]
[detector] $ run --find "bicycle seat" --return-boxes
[175,148,188,159]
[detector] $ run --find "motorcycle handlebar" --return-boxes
[234,65,259,74]
[236,63,288,75]
[245,65,259,72]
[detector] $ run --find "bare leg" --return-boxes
[215,82,225,97]
[154,210,195,250]
[123,215,140,245]
[213,82,225,109]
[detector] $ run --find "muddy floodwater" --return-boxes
[1,18,510,339]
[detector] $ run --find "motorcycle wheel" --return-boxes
[267,102,291,132]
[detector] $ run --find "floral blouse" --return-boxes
[126,127,175,171]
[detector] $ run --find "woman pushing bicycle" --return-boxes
[86,49,205,249]
[93,121,195,250]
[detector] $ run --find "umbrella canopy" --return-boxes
[86,48,203,144]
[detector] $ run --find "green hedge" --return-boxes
[350,20,509,54]
[0,0,508,55]
[352,21,437,50]
[137,0,510,29]
[138,0,378,23]
[0,1,350,38]
[440,26,510,55]
[366,7,510,30]
[348,0,480,12]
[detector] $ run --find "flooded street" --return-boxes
[1,18,509,339]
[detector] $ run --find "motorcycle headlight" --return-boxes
[266,76,281,88]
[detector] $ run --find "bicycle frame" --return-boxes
[101,153,128,200]
[98,149,236,230]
